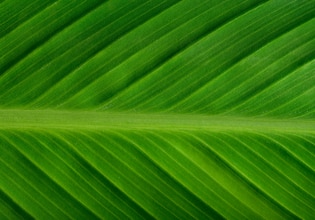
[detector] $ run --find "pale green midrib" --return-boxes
[0,109,314,133]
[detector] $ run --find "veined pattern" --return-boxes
[0,0,315,219]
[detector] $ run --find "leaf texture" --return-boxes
[0,0,315,219]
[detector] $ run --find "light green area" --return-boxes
[0,110,315,133]
[0,0,315,219]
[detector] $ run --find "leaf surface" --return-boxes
[1,0,315,219]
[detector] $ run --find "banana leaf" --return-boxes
[0,0,315,219]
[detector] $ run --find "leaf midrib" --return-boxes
[0,109,314,132]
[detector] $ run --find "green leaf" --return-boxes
[1,0,315,219]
